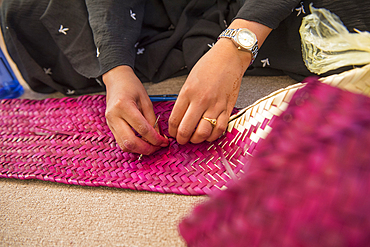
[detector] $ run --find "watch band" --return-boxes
[218,28,258,65]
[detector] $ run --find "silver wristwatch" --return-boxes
[218,28,258,65]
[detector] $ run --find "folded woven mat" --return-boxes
[0,94,251,195]
[179,78,370,246]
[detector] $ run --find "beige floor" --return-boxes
[0,28,297,247]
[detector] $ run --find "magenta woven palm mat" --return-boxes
[0,95,245,195]
[179,79,370,246]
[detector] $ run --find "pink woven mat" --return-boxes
[0,95,244,195]
[179,78,370,246]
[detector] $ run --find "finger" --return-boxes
[140,99,164,140]
[168,96,189,138]
[189,116,214,144]
[108,119,161,155]
[175,103,206,145]
[140,99,156,127]
[124,100,168,147]
[206,111,229,142]
[190,107,230,144]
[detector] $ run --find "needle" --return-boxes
[138,114,161,161]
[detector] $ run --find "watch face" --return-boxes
[237,29,256,49]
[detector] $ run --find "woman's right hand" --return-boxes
[103,65,169,154]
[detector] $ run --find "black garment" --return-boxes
[0,0,102,94]
[0,0,300,94]
[1,0,369,95]
[86,0,300,81]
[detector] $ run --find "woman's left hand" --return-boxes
[168,38,251,144]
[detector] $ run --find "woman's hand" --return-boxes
[103,65,169,154]
[168,38,249,144]
[168,20,272,145]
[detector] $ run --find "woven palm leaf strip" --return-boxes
[0,78,305,195]
[0,96,242,195]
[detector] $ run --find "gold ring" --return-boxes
[202,117,217,127]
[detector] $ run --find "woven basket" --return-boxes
[179,78,370,246]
